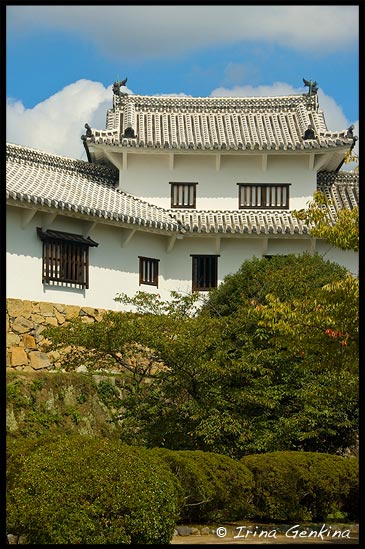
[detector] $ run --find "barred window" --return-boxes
[191,255,219,291]
[238,184,290,209]
[170,182,197,208]
[139,256,159,287]
[37,228,98,289]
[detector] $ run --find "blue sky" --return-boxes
[6,4,360,164]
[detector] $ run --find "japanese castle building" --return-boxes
[6,80,359,311]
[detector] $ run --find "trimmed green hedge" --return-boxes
[7,435,180,544]
[7,437,358,542]
[151,447,254,523]
[241,451,358,522]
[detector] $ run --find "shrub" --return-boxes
[7,435,180,544]
[204,253,348,317]
[151,447,254,523]
[241,451,359,522]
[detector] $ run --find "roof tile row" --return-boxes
[85,93,355,152]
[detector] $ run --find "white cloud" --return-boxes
[7,79,358,171]
[6,80,112,159]
[211,81,357,131]
[211,82,303,98]
[211,82,359,171]
[7,5,358,59]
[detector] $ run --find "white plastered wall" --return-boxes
[116,151,317,211]
[7,205,358,311]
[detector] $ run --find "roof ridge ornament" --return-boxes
[113,77,128,96]
[303,124,316,140]
[303,78,319,97]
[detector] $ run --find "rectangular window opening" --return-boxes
[238,184,290,209]
[170,182,197,208]
[191,255,219,291]
[37,228,98,289]
[139,256,159,287]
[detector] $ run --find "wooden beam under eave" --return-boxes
[314,153,329,171]
[308,154,315,170]
[121,228,136,247]
[104,149,123,171]
[42,212,57,229]
[215,236,221,253]
[166,235,177,253]
[309,237,316,254]
[261,237,268,256]
[83,221,97,238]
[21,208,37,229]
[262,154,268,172]
[169,153,174,171]
[215,154,221,171]
[122,151,128,171]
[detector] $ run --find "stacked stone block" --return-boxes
[6,298,106,371]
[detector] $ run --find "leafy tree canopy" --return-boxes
[44,254,358,458]
[293,191,359,253]
[202,252,349,317]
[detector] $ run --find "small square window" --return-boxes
[170,182,197,208]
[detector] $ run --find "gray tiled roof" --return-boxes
[167,169,359,234]
[317,170,359,221]
[168,209,310,235]
[6,143,358,237]
[6,144,180,231]
[86,93,355,152]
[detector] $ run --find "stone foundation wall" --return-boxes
[6,298,107,371]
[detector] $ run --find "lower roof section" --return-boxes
[6,143,359,237]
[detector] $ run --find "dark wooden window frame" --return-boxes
[191,255,219,292]
[37,228,98,289]
[238,183,290,209]
[139,256,160,287]
[170,182,198,208]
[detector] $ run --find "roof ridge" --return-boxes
[115,94,318,113]
[6,142,118,182]
[122,93,312,101]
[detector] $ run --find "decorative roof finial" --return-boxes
[303,78,318,97]
[113,77,128,96]
[303,124,316,140]
[81,123,92,142]
[346,124,355,139]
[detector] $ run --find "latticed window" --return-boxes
[170,182,197,208]
[139,256,159,287]
[191,255,219,291]
[238,184,290,209]
[37,228,98,289]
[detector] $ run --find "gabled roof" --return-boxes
[6,143,359,237]
[85,92,355,155]
[6,143,180,232]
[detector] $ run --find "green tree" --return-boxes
[44,255,358,457]
[293,190,359,252]
[202,252,348,317]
